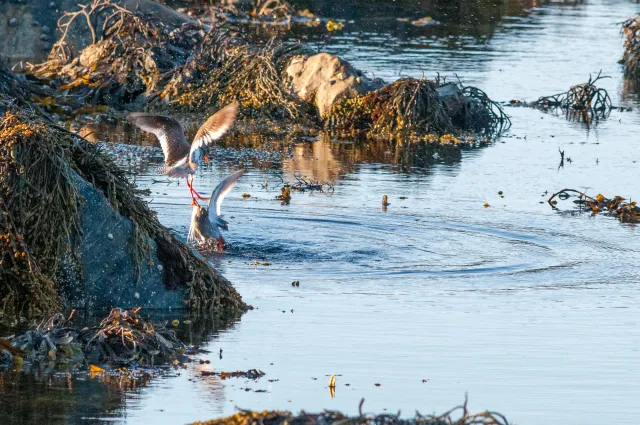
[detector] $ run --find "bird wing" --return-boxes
[208,169,246,217]
[189,102,238,163]
[128,113,190,166]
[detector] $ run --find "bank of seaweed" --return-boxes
[20,0,507,145]
[327,78,509,142]
[169,41,312,120]
[191,400,510,425]
[0,109,246,316]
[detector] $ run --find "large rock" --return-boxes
[285,53,384,119]
[57,170,183,309]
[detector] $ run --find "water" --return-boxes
[3,0,640,424]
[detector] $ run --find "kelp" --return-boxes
[548,188,640,223]
[531,72,612,121]
[0,111,246,316]
[191,400,510,425]
[327,78,509,143]
[171,41,309,120]
[622,15,640,80]
[25,0,217,106]
[10,308,188,366]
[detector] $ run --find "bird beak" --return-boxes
[203,155,209,165]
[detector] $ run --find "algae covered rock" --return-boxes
[285,52,384,118]
[0,67,246,315]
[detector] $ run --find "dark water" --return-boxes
[3,0,640,424]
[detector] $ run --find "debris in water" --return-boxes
[548,189,640,223]
[411,17,439,27]
[531,71,613,122]
[10,308,190,367]
[200,369,265,380]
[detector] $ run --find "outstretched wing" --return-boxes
[189,102,238,163]
[208,169,246,217]
[128,113,190,166]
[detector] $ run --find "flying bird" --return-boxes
[128,102,238,205]
[188,169,245,251]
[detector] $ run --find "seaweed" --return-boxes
[548,188,639,223]
[622,15,640,80]
[0,111,246,316]
[171,40,309,120]
[327,78,509,143]
[191,399,510,425]
[25,0,214,106]
[11,308,188,366]
[532,72,612,121]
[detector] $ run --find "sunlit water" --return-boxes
[3,0,640,424]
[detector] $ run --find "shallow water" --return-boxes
[3,0,640,424]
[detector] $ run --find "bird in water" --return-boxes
[188,169,245,251]
[127,102,238,205]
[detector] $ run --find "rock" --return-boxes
[8,18,18,27]
[41,25,50,34]
[39,33,49,41]
[57,170,184,309]
[436,83,467,117]
[285,53,384,119]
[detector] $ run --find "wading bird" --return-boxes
[128,102,238,205]
[188,169,245,251]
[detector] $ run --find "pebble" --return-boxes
[157,264,163,271]
[41,25,51,34]
[40,34,50,41]
[8,18,18,27]
[107,233,114,240]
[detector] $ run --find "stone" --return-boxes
[8,18,18,27]
[41,25,50,34]
[58,170,185,309]
[285,53,384,119]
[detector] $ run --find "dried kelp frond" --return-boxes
[172,41,307,120]
[622,15,640,80]
[25,0,210,106]
[548,188,640,223]
[12,308,188,366]
[532,72,612,120]
[328,78,508,143]
[0,111,246,316]
[191,399,510,425]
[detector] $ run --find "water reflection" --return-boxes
[0,310,241,425]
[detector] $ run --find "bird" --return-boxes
[188,169,245,251]
[127,102,238,205]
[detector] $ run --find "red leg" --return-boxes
[188,175,210,201]
[187,176,199,206]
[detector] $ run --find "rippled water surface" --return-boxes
[3,0,640,424]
